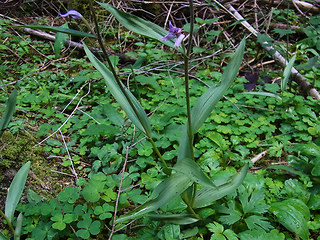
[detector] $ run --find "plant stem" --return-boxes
[0,209,15,235]
[149,137,168,170]
[184,0,195,160]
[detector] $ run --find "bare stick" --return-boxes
[215,1,320,99]
[108,145,130,240]
[251,150,268,164]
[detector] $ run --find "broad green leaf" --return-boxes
[54,23,69,59]
[282,55,296,92]
[270,198,310,240]
[148,214,199,225]
[174,158,215,188]
[98,3,177,50]
[83,44,151,136]
[13,25,96,38]
[115,173,193,223]
[5,161,30,222]
[178,39,245,160]
[0,86,18,135]
[193,163,249,208]
[243,92,282,100]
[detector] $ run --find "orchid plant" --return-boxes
[18,0,247,226]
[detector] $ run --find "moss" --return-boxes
[0,130,74,209]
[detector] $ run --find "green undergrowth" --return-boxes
[1,8,320,240]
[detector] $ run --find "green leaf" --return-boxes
[270,198,310,240]
[115,172,193,223]
[76,229,90,239]
[52,221,66,231]
[83,44,151,136]
[217,201,242,225]
[174,158,215,188]
[148,214,199,225]
[13,25,96,38]
[98,3,177,50]
[0,86,18,135]
[5,161,30,222]
[54,23,69,59]
[0,232,8,240]
[282,55,296,92]
[244,215,273,231]
[178,39,245,160]
[238,229,285,240]
[89,220,101,235]
[14,212,23,240]
[193,163,249,208]
[238,186,269,214]
[81,182,101,203]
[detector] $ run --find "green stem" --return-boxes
[186,199,201,220]
[0,209,15,235]
[184,0,195,160]
[149,137,169,170]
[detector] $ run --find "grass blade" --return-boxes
[5,161,30,222]
[115,173,193,223]
[98,2,177,50]
[0,86,18,136]
[84,44,151,136]
[193,163,249,208]
[13,25,96,38]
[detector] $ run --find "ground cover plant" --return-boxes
[1,0,320,239]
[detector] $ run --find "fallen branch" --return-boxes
[251,150,268,164]
[11,24,136,64]
[217,2,320,99]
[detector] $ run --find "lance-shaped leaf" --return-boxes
[98,2,177,50]
[54,23,69,59]
[193,163,249,208]
[14,213,23,240]
[84,44,151,136]
[178,39,245,161]
[282,55,296,92]
[5,161,30,222]
[115,172,193,223]
[0,86,17,136]
[174,158,216,188]
[148,214,199,225]
[13,25,96,38]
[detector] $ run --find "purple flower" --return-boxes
[159,21,185,49]
[59,10,83,19]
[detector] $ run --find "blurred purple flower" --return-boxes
[60,10,83,19]
[159,21,185,49]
